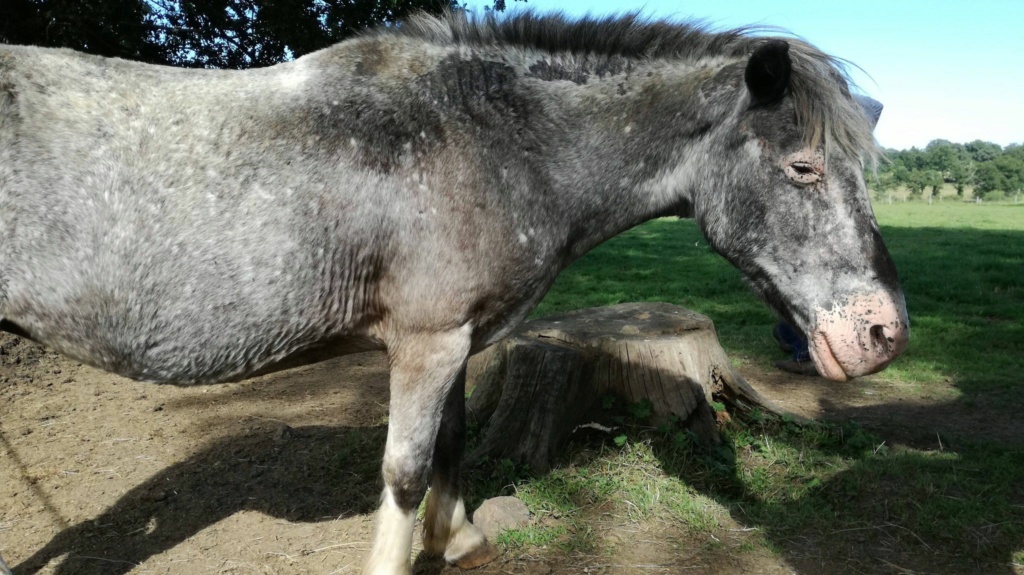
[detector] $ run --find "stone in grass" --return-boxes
[472,496,530,540]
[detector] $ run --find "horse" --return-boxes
[0,11,909,575]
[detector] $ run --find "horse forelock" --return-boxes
[375,10,880,166]
[785,41,881,168]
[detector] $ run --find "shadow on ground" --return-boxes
[454,349,1024,575]
[13,422,387,575]
[15,397,1022,575]
[657,412,1024,574]
[519,221,1024,572]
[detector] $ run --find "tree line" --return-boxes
[870,140,1024,202]
[1,0,482,69]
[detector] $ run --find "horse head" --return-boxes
[693,40,909,381]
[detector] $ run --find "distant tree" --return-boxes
[950,159,976,197]
[993,154,1024,193]
[904,169,928,200]
[921,169,943,203]
[885,164,909,200]
[869,171,899,204]
[974,162,1008,195]
[901,147,927,171]
[964,140,1003,163]
[871,139,1024,203]
[924,139,960,179]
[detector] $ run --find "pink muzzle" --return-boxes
[808,291,909,381]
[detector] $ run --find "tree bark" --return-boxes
[466,302,789,472]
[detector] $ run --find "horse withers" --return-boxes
[0,12,908,575]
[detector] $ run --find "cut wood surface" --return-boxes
[466,302,790,472]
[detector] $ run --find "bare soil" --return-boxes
[1,333,1021,575]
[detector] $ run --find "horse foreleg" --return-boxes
[363,327,472,575]
[422,368,498,568]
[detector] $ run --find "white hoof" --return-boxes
[445,522,498,569]
[422,491,499,569]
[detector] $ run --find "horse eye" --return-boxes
[791,162,815,175]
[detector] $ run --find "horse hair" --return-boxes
[373,10,880,164]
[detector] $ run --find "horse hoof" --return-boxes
[451,540,499,570]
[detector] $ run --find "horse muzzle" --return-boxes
[807,291,910,381]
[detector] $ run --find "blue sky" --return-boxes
[459,0,1024,150]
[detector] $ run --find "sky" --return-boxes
[459,0,1024,151]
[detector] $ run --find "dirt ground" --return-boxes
[1,332,1021,575]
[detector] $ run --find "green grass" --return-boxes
[874,200,1024,229]
[470,406,1024,572]
[533,202,1024,396]
[471,200,1024,572]
[530,219,777,372]
[871,203,1024,397]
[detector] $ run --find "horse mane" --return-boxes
[375,10,880,164]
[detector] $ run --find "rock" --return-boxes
[144,489,168,502]
[472,496,530,540]
[273,423,294,443]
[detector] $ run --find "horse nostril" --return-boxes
[868,324,891,356]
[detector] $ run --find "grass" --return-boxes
[469,407,1024,572]
[530,219,776,371]
[871,202,1024,397]
[467,200,1024,573]
[532,202,1024,397]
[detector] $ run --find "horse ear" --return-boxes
[744,40,792,107]
[854,94,883,130]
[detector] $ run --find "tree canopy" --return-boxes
[1,0,465,68]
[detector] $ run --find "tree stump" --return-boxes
[466,302,789,473]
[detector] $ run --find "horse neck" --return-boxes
[537,58,729,261]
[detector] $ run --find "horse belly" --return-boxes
[1,228,384,384]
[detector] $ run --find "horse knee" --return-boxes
[383,463,430,512]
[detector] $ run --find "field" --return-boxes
[1,200,1022,574]
[499,200,1024,573]
[872,182,1022,205]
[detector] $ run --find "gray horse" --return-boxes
[0,11,908,575]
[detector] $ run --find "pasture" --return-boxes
[1,201,1021,574]
[495,199,1024,574]
[873,183,1022,204]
